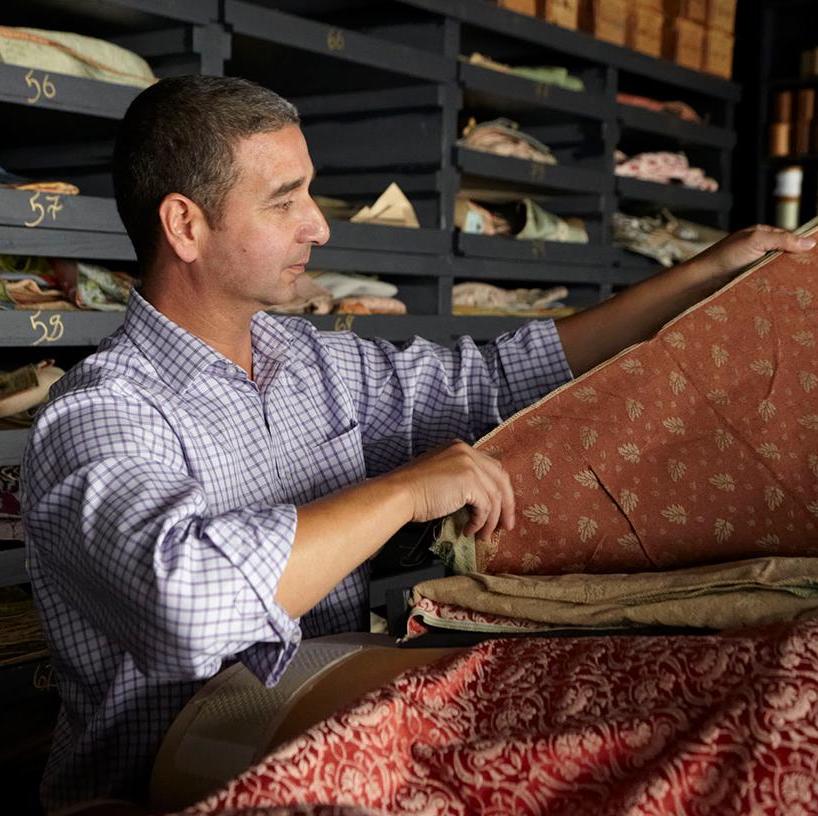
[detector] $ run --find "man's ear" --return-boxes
[157,193,206,264]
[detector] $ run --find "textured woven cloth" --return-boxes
[435,228,818,576]
[22,288,571,810]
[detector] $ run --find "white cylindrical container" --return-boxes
[774,165,803,230]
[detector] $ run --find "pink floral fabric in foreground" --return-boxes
[180,621,818,816]
[439,241,818,575]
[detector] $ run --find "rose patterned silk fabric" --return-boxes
[437,240,818,575]
[178,622,818,816]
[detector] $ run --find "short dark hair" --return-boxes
[113,75,300,270]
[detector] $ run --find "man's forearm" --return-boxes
[555,257,717,376]
[275,471,414,619]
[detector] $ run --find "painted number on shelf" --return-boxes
[33,662,57,691]
[29,310,65,345]
[529,162,546,182]
[24,192,63,228]
[327,28,345,51]
[24,69,56,105]
[333,314,355,331]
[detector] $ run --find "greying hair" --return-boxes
[113,75,300,270]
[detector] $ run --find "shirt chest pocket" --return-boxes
[275,423,367,505]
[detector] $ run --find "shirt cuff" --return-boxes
[495,319,574,418]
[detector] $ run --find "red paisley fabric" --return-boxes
[178,621,818,816]
[437,240,818,575]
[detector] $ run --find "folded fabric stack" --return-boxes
[0,585,48,667]
[349,183,419,229]
[273,270,407,316]
[0,359,64,432]
[453,281,573,317]
[456,195,589,243]
[615,149,719,191]
[422,219,818,641]
[458,117,557,165]
[616,92,703,124]
[0,25,156,89]
[613,209,727,267]
[464,52,586,92]
[0,256,135,310]
[0,165,79,196]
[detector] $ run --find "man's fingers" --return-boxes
[750,226,815,254]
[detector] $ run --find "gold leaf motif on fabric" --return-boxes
[620,358,644,374]
[664,331,686,350]
[807,501,818,518]
[580,426,598,450]
[709,473,736,492]
[758,400,777,422]
[705,305,728,322]
[714,429,735,451]
[750,359,774,377]
[711,345,729,367]
[794,287,814,308]
[765,485,785,510]
[714,518,734,543]
[626,398,644,421]
[793,330,815,348]
[617,532,640,549]
[532,453,552,479]
[523,504,550,525]
[574,470,599,489]
[757,443,782,460]
[667,459,687,482]
[756,533,781,548]
[526,415,551,430]
[618,442,641,463]
[663,416,686,435]
[808,453,818,478]
[521,552,542,571]
[577,516,598,542]
[619,489,639,513]
[661,504,688,524]
[706,388,729,406]
[751,277,771,293]
[574,386,598,403]
[755,316,772,337]
[798,415,818,431]
[799,371,818,393]
[668,371,687,394]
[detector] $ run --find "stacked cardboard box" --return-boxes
[627,1,664,58]
[702,0,736,77]
[493,0,580,28]
[579,0,627,46]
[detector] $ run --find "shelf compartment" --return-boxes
[459,62,611,121]
[457,147,612,194]
[617,104,736,150]
[0,547,27,589]
[456,233,612,265]
[616,177,732,212]
[0,227,135,261]
[225,1,453,85]
[0,64,137,120]
[4,0,219,27]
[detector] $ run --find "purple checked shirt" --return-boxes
[22,289,572,810]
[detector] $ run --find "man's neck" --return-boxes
[140,273,255,379]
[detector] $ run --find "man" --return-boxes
[22,75,814,813]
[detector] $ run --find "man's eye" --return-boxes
[276,200,294,211]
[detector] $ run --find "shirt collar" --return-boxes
[123,289,294,394]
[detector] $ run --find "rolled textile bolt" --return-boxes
[769,122,791,157]
[773,89,793,122]
[774,165,803,231]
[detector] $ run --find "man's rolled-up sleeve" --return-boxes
[23,388,301,686]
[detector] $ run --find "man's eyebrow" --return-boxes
[268,169,317,199]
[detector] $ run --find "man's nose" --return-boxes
[302,198,330,247]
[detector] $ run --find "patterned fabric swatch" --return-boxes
[177,620,818,816]
[436,238,818,574]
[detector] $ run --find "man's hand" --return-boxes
[395,440,515,542]
[687,224,816,288]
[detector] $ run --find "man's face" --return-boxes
[201,125,330,310]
